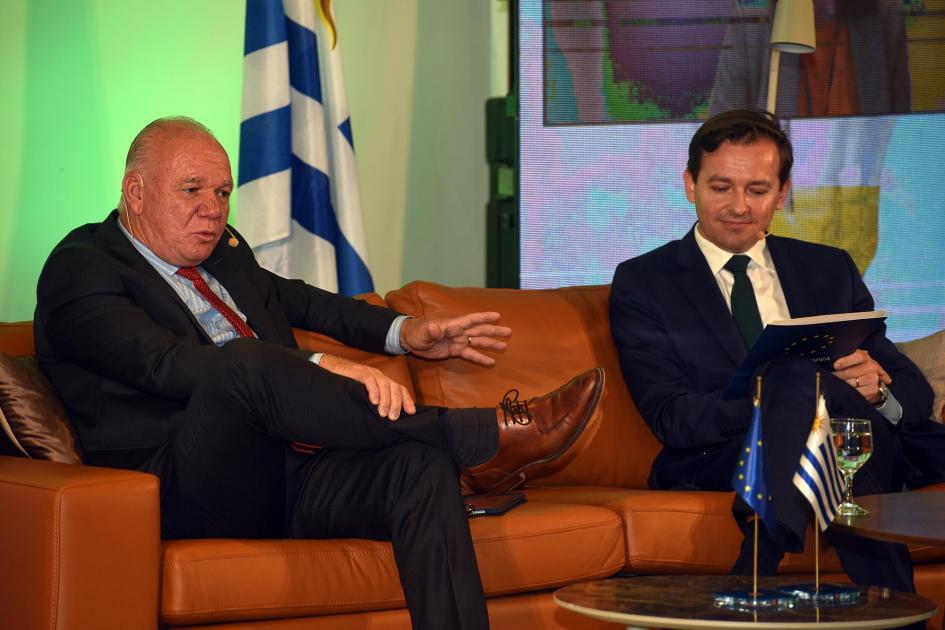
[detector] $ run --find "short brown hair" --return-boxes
[687,109,793,187]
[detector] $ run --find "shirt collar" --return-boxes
[116,213,181,276]
[693,222,774,276]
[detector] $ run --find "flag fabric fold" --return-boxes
[238,0,373,295]
[732,398,777,536]
[792,395,846,531]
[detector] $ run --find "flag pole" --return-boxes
[814,371,822,594]
[753,517,759,597]
[753,375,763,598]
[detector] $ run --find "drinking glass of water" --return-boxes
[831,418,873,516]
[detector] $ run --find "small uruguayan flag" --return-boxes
[237,0,373,295]
[792,395,845,531]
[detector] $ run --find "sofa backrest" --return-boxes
[0,294,417,463]
[386,281,661,490]
[1,289,661,487]
[7,286,942,484]
[292,293,417,400]
[0,322,33,356]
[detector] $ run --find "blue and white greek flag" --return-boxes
[792,395,845,531]
[237,0,373,295]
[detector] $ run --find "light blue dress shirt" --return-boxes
[116,218,407,362]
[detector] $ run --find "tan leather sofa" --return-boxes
[1,281,944,630]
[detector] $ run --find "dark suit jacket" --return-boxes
[34,210,400,469]
[609,228,933,488]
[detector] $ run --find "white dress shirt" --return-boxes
[693,224,791,326]
[693,223,902,423]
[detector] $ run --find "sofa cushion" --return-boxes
[525,486,945,574]
[897,329,945,422]
[160,500,624,625]
[0,353,83,463]
[386,281,661,489]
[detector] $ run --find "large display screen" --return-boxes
[519,0,945,342]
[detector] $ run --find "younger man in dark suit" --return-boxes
[609,108,944,602]
[34,117,603,630]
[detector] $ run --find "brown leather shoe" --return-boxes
[462,367,604,495]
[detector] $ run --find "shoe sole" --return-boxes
[472,367,605,494]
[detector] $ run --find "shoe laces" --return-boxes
[500,389,532,426]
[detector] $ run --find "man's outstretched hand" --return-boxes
[316,313,510,420]
[400,312,511,366]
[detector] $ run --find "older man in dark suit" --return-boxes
[34,117,603,630]
[609,109,944,610]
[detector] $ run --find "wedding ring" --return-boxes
[468,336,473,347]
[855,377,860,388]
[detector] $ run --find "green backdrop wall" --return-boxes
[0,0,506,322]
[0,0,243,321]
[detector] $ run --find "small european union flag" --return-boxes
[732,399,777,535]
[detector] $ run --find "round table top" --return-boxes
[554,575,938,629]
[831,491,945,547]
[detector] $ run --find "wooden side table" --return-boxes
[830,491,945,547]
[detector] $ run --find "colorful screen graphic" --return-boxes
[520,0,945,342]
[545,0,945,124]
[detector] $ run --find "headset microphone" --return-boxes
[225,227,239,248]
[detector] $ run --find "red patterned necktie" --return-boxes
[175,266,319,454]
[175,266,256,338]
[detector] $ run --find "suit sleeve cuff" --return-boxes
[385,315,410,355]
[877,390,904,425]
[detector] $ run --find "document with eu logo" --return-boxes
[722,310,887,400]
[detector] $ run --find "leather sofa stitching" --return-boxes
[471,519,621,544]
[166,603,405,618]
[49,488,62,630]
[620,508,735,516]
[166,595,406,615]
[0,476,146,491]
[486,572,624,597]
[164,547,394,566]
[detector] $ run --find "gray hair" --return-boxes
[118,116,220,212]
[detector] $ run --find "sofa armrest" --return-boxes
[0,456,160,630]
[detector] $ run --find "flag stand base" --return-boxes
[777,583,862,604]
[714,589,795,611]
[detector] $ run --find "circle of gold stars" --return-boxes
[736,440,773,501]
[784,333,835,358]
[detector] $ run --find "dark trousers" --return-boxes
[149,339,491,630]
[684,357,918,591]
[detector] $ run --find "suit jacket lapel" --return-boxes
[767,236,817,318]
[675,228,747,365]
[97,212,216,343]
[98,211,160,277]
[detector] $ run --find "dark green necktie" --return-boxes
[724,255,763,350]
